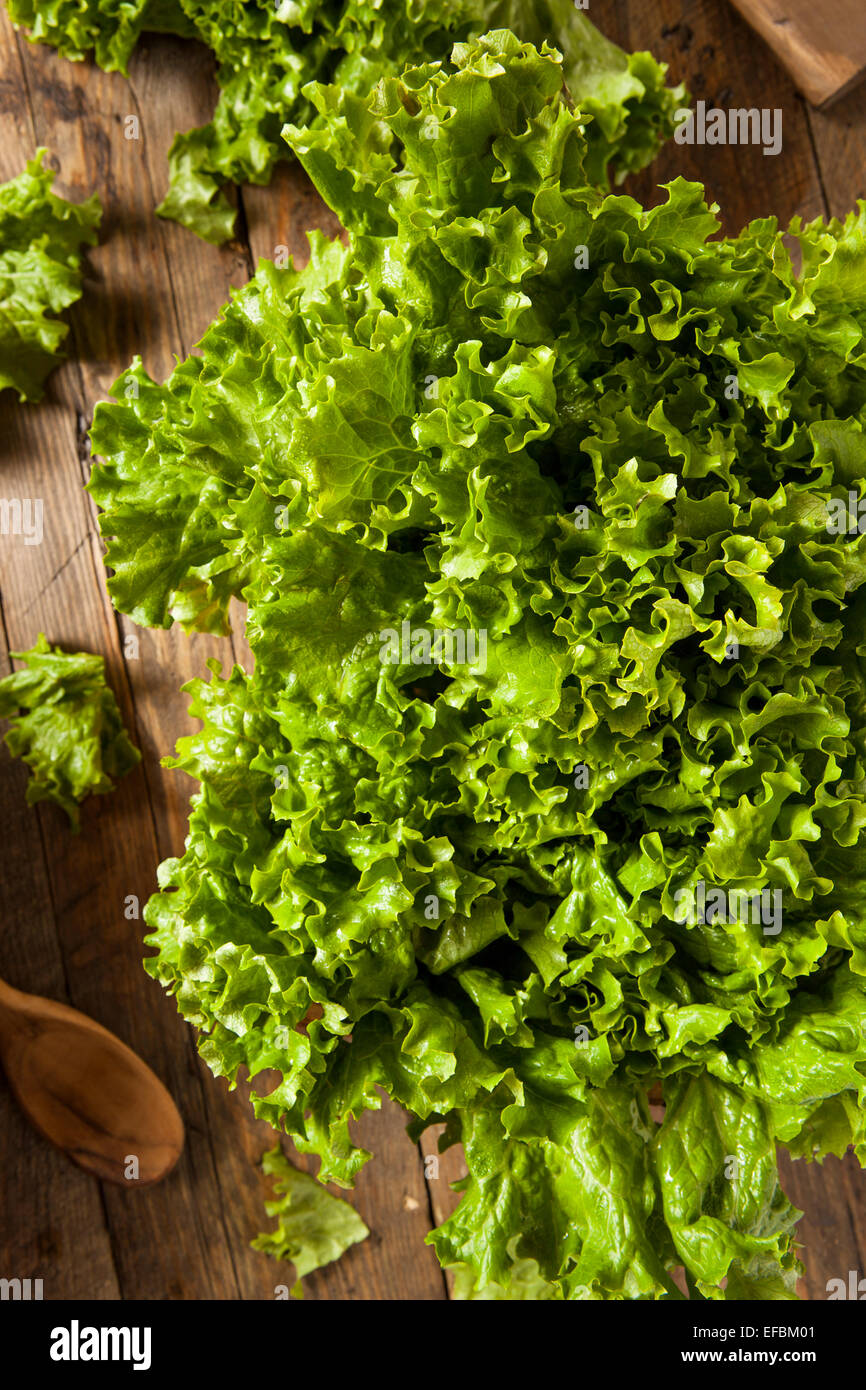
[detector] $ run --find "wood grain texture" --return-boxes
[611,0,826,233]
[0,624,121,1301]
[1,0,865,1303]
[803,79,866,220]
[728,0,866,108]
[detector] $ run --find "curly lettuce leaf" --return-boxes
[0,149,100,400]
[7,0,683,241]
[251,1145,369,1294]
[89,31,866,1298]
[0,633,140,828]
[654,1072,800,1300]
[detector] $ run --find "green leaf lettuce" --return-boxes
[7,0,684,241]
[0,150,100,401]
[0,633,140,827]
[252,1145,370,1295]
[89,31,866,1297]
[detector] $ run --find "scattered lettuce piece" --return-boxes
[88,30,866,1298]
[252,1145,370,1295]
[0,633,140,828]
[6,0,683,241]
[0,149,100,401]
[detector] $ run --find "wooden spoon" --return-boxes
[0,975,184,1186]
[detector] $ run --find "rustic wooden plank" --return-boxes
[728,0,866,109]
[8,23,288,1302]
[419,1122,466,1298]
[0,384,246,1299]
[608,0,827,232]
[242,162,344,270]
[220,1073,448,1300]
[123,34,252,370]
[0,12,252,1299]
[0,607,120,1299]
[314,1104,447,1300]
[779,1150,866,1300]
[804,82,866,221]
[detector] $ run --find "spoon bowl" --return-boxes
[0,976,184,1186]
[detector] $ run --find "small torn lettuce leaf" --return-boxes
[7,1,683,242]
[252,1146,370,1295]
[0,634,140,828]
[0,149,100,400]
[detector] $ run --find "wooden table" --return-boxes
[1,0,864,1301]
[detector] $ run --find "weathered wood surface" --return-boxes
[728,0,866,109]
[0,0,864,1301]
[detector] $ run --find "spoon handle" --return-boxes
[0,977,76,1048]
[0,975,20,1005]
[0,976,32,1044]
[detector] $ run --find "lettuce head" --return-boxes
[88,31,866,1298]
